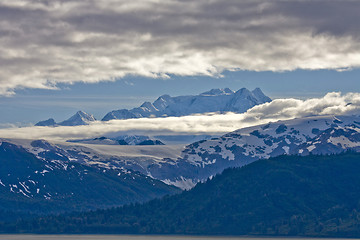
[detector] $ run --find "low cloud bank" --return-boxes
[0,92,359,141]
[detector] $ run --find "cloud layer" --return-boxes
[1,92,360,141]
[1,1,360,95]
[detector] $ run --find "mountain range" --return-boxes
[4,153,360,237]
[5,87,360,235]
[35,111,96,127]
[11,114,360,191]
[35,87,271,126]
[52,114,360,190]
[0,139,179,219]
[156,114,360,188]
[67,114,360,190]
[67,135,165,146]
[102,87,271,121]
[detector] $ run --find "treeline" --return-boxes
[2,153,360,237]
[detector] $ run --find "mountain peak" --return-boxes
[35,118,56,127]
[75,110,89,117]
[234,87,251,96]
[251,88,272,102]
[59,111,96,126]
[140,102,153,108]
[201,88,234,96]
[36,88,272,125]
[153,94,173,111]
[74,110,95,120]
[103,87,271,120]
[159,94,171,99]
[140,102,158,112]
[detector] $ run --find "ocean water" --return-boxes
[0,236,358,240]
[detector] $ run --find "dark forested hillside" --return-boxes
[3,152,360,237]
[0,141,180,220]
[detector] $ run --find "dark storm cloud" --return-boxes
[274,1,360,36]
[0,0,359,95]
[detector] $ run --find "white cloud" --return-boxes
[1,92,359,141]
[0,0,360,95]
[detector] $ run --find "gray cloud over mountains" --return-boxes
[0,92,359,141]
[1,1,360,95]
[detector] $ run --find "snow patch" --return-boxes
[162,177,197,190]
[282,146,290,154]
[327,136,360,148]
[307,145,316,152]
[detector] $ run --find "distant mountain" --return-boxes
[29,114,360,190]
[58,111,96,126]
[6,153,360,237]
[102,87,271,121]
[147,114,360,189]
[67,135,163,145]
[68,136,124,145]
[294,126,360,155]
[35,111,96,127]
[1,138,185,190]
[68,134,215,146]
[115,135,153,145]
[137,140,165,145]
[35,87,271,126]
[35,118,56,127]
[154,134,214,145]
[0,139,179,219]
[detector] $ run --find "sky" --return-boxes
[0,0,360,127]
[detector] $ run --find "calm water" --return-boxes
[0,236,358,240]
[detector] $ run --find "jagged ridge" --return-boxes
[102,87,271,120]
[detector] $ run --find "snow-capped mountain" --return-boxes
[68,136,123,145]
[3,138,184,184]
[160,115,360,188]
[60,114,360,189]
[0,139,179,216]
[102,87,271,121]
[68,134,215,146]
[35,111,96,127]
[34,87,270,126]
[15,114,360,191]
[68,135,165,145]
[35,118,56,127]
[58,111,96,126]
[294,126,360,155]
